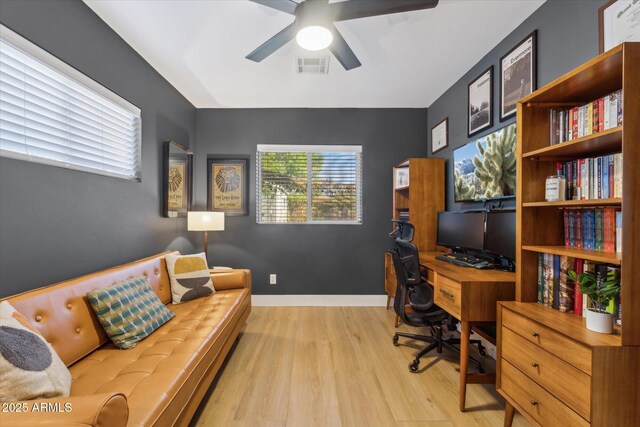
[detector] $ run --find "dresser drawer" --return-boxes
[502,307,592,375]
[501,360,589,427]
[434,274,461,319]
[502,327,591,420]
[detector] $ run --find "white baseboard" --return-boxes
[251,294,388,307]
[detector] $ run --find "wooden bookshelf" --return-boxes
[386,158,444,315]
[498,43,640,427]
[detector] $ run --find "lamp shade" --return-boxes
[187,212,225,231]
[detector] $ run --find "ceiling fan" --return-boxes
[246,0,439,70]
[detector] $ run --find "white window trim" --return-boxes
[0,24,142,180]
[256,144,363,225]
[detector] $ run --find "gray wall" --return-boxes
[427,0,601,211]
[0,0,197,297]
[195,109,427,295]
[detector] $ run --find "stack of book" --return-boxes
[556,153,622,200]
[537,254,621,326]
[563,207,622,253]
[549,89,623,145]
[398,210,409,222]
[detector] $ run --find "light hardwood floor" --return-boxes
[193,307,529,427]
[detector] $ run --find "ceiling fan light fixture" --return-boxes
[296,25,333,51]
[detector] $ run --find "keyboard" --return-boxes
[435,253,491,269]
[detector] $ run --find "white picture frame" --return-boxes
[394,167,409,189]
[599,0,640,53]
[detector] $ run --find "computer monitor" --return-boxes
[484,210,516,261]
[436,211,485,252]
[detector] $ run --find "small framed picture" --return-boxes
[599,0,640,53]
[468,66,493,137]
[431,117,449,154]
[163,141,192,218]
[207,157,250,216]
[394,167,409,189]
[500,31,537,121]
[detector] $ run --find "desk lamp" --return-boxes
[187,212,224,262]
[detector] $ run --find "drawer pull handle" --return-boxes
[531,332,539,337]
[531,362,539,368]
[530,400,538,406]
[440,289,454,299]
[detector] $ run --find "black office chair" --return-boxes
[390,223,485,373]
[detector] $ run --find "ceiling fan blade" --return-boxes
[248,0,298,15]
[246,23,298,62]
[329,26,361,70]
[331,0,439,22]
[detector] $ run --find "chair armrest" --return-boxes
[210,269,252,291]
[0,393,128,427]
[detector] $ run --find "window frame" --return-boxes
[256,144,363,225]
[0,24,142,181]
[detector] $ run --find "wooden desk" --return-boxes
[418,251,515,411]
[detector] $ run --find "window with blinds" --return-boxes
[0,24,142,180]
[257,145,362,224]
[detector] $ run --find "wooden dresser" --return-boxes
[497,302,640,426]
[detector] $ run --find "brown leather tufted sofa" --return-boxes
[1,251,251,427]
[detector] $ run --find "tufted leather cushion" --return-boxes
[70,288,249,426]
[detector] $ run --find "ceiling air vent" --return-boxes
[296,57,330,74]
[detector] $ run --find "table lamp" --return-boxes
[187,211,225,261]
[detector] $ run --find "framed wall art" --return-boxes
[599,0,640,53]
[468,66,493,137]
[431,117,449,154]
[207,157,249,216]
[500,31,537,121]
[163,141,192,218]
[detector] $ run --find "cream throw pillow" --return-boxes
[165,253,215,304]
[0,301,71,401]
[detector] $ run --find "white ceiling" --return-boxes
[84,0,545,108]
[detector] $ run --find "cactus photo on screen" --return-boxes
[453,123,516,202]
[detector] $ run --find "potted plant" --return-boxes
[568,268,620,334]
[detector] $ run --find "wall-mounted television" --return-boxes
[453,123,517,202]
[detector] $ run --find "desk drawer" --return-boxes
[502,307,592,375]
[426,268,434,285]
[502,327,591,420]
[501,360,589,427]
[434,274,461,319]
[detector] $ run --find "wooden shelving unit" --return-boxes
[385,158,445,315]
[497,43,640,426]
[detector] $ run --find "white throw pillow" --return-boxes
[0,301,71,401]
[165,252,216,304]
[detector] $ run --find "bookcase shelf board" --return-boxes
[521,245,621,265]
[522,198,621,207]
[522,126,621,160]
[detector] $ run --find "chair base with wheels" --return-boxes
[393,321,486,373]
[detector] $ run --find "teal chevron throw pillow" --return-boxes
[87,276,174,349]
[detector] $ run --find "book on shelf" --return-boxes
[556,153,622,200]
[536,253,621,323]
[549,89,622,146]
[562,206,620,253]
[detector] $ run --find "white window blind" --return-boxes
[257,144,362,224]
[0,24,142,180]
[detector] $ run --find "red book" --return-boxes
[575,209,583,248]
[572,107,579,139]
[598,97,605,132]
[574,258,584,316]
[604,207,616,252]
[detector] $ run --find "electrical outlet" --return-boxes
[269,274,277,285]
